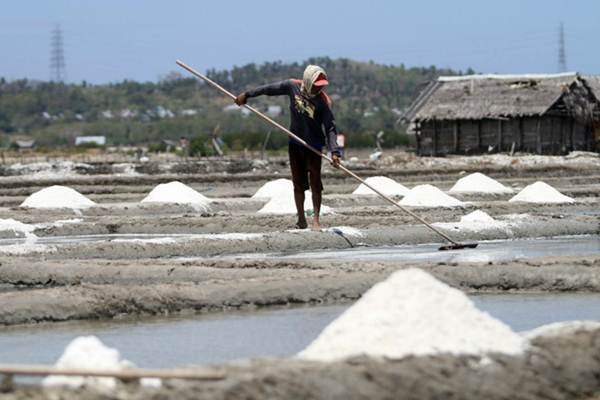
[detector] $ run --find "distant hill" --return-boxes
[0,57,469,151]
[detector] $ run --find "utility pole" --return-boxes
[558,22,567,73]
[50,24,66,82]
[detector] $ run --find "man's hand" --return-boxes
[234,93,247,106]
[331,153,341,168]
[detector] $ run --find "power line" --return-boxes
[558,22,567,72]
[50,24,66,82]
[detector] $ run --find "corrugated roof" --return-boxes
[405,74,580,121]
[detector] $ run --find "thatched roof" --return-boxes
[403,73,597,122]
[583,75,600,102]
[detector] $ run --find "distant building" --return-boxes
[180,109,198,117]
[75,136,106,146]
[266,105,282,117]
[403,73,600,156]
[14,139,36,150]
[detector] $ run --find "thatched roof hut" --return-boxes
[404,73,600,156]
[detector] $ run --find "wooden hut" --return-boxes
[403,73,600,156]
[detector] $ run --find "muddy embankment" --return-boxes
[4,326,600,400]
[1,254,600,326]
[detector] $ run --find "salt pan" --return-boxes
[449,172,513,194]
[399,184,465,207]
[141,181,211,211]
[252,179,294,199]
[509,181,574,204]
[352,176,410,196]
[20,186,96,209]
[299,269,526,361]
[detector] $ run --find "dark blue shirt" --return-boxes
[245,80,340,154]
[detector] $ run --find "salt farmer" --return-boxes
[235,65,341,229]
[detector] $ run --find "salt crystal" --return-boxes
[258,190,333,215]
[299,269,526,362]
[20,186,96,209]
[509,181,574,203]
[141,181,211,211]
[252,179,294,199]
[399,184,465,207]
[43,336,160,389]
[449,172,513,194]
[352,176,410,196]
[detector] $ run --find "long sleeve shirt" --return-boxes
[244,80,340,154]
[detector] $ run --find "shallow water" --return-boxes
[0,293,599,368]
[257,235,600,264]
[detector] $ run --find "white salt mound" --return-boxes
[141,181,211,210]
[399,184,465,207]
[298,268,526,361]
[43,336,160,389]
[252,178,294,199]
[258,191,333,215]
[449,172,513,194]
[460,210,496,224]
[352,176,410,196]
[20,185,96,209]
[0,218,36,235]
[509,181,574,204]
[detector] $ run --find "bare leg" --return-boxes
[311,189,321,230]
[294,189,307,229]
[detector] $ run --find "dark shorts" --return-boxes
[289,143,323,192]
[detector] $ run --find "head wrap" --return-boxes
[301,65,327,98]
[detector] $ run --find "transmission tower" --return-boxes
[558,22,567,73]
[50,24,66,82]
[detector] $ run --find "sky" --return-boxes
[1,0,599,84]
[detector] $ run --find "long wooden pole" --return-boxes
[176,60,464,247]
[0,364,225,380]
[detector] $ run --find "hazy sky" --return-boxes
[1,0,598,83]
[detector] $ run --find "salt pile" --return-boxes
[258,191,333,215]
[449,172,513,194]
[252,178,294,199]
[352,176,410,196]
[298,269,526,361]
[509,181,574,203]
[0,218,36,237]
[20,186,96,209]
[433,210,508,232]
[43,336,159,389]
[141,181,211,210]
[399,184,465,207]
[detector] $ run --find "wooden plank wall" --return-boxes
[416,116,595,155]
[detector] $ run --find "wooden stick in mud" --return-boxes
[0,364,226,380]
[176,60,477,251]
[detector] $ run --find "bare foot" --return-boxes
[295,219,308,229]
[311,221,321,231]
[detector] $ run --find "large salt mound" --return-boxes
[141,181,211,210]
[352,176,410,196]
[449,172,513,194]
[252,178,294,199]
[399,184,465,207]
[43,336,159,389]
[20,185,96,209]
[298,269,526,361]
[509,181,574,204]
[258,191,333,215]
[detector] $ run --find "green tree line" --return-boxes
[0,58,469,151]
